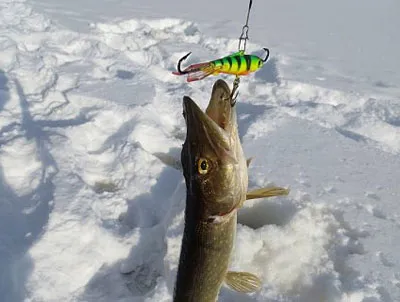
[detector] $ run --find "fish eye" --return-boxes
[197,158,209,175]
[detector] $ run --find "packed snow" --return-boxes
[1,0,400,301]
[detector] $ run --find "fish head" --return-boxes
[181,79,248,219]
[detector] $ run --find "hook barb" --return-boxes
[262,48,270,62]
[176,52,192,74]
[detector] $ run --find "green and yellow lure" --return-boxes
[172,48,269,82]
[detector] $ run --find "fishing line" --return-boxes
[232,0,254,101]
[238,0,253,54]
[172,0,270,103]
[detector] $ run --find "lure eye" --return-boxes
[197,158,210,175]
[258,60,262,67]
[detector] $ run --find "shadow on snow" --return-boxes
[79,147,182,301]
[0,72,92,301]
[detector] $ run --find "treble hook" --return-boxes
[262,47,270,62]
[176,52,192,74]
[230,77,240,105]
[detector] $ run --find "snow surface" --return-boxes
[1,0,400,301]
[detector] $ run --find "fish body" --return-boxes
[173,79,289,301]
[174,80,252,301]
[174,205,238,301]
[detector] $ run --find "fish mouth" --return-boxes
[183,80,234,155]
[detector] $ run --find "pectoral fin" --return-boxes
[246,157,253,167]
[152,152,182,171]
[246,187,290,200]
[225,271,262,293]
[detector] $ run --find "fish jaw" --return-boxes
[182,96,231,162]
[181,79,248,219]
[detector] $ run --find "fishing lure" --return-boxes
[172,48,269,82]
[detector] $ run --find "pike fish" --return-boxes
[174,79,288,301]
